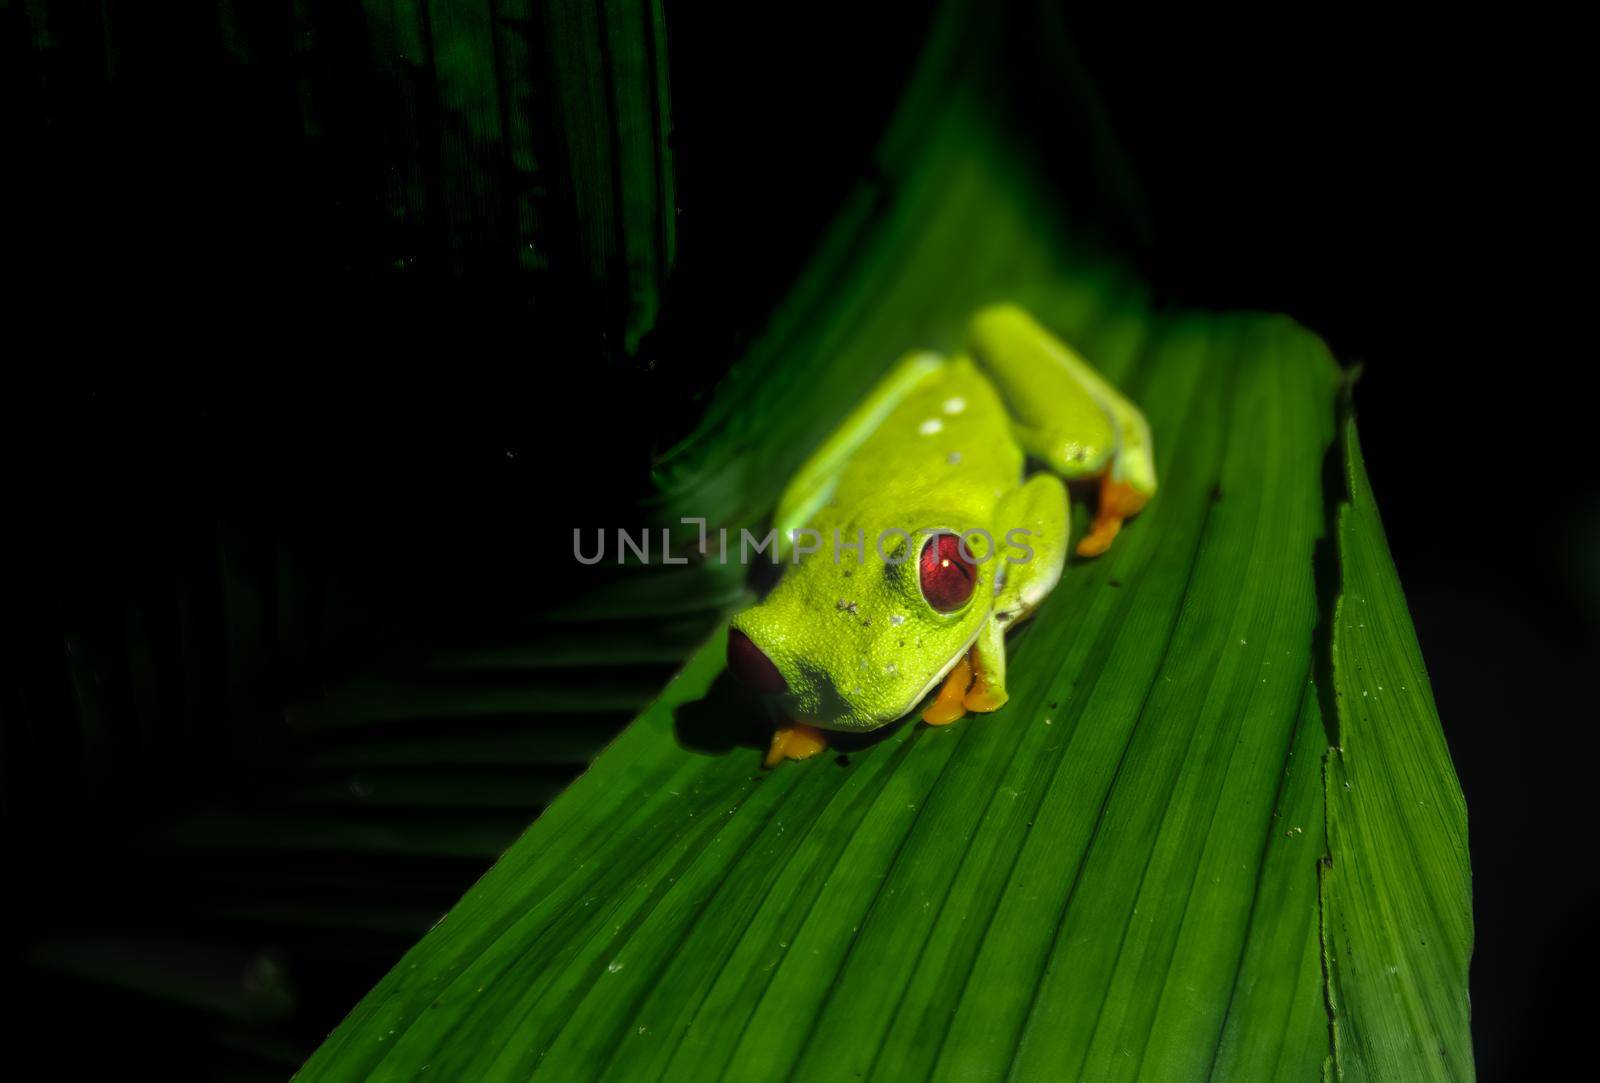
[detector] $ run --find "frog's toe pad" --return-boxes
[964,678,1007,713]
[1075,522,1122,558]
[764,723,828,767]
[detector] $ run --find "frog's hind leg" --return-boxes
[968,304,1157,558]
[1077,471,1151,557]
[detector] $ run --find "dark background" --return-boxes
[4,2,1588,1078]
[1058,11,1594,1079]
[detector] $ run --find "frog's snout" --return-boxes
[727,629,789,697]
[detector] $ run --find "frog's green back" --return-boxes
[802,355,1024,544]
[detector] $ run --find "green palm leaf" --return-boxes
[294,2,1472,1080]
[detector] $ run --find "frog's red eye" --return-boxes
[919,532,976,612]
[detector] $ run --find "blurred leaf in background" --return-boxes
[4,0,704,1076]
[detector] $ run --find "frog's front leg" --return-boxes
[921,474,1068,726]
[968,304,1157,557]
[920,620,1005,725]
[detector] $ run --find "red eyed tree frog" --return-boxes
[726,304,1157,766]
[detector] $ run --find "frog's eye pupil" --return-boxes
[919,532,976,612]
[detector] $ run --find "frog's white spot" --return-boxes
[942,396,967,415]
[885,663,898,675]
[947,451,962,465]
[918,418,943,436]
[889,614,905,626]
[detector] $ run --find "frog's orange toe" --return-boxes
[764,723,828,767]
[923,654,974,726]
[1075,521,1121,558]
[1076,476,1147,558]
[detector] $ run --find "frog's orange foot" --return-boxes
[1076,475,1149,558]
[922,652,976,726]
[764,723,828,768]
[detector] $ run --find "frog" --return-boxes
[725,304,1157,767]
